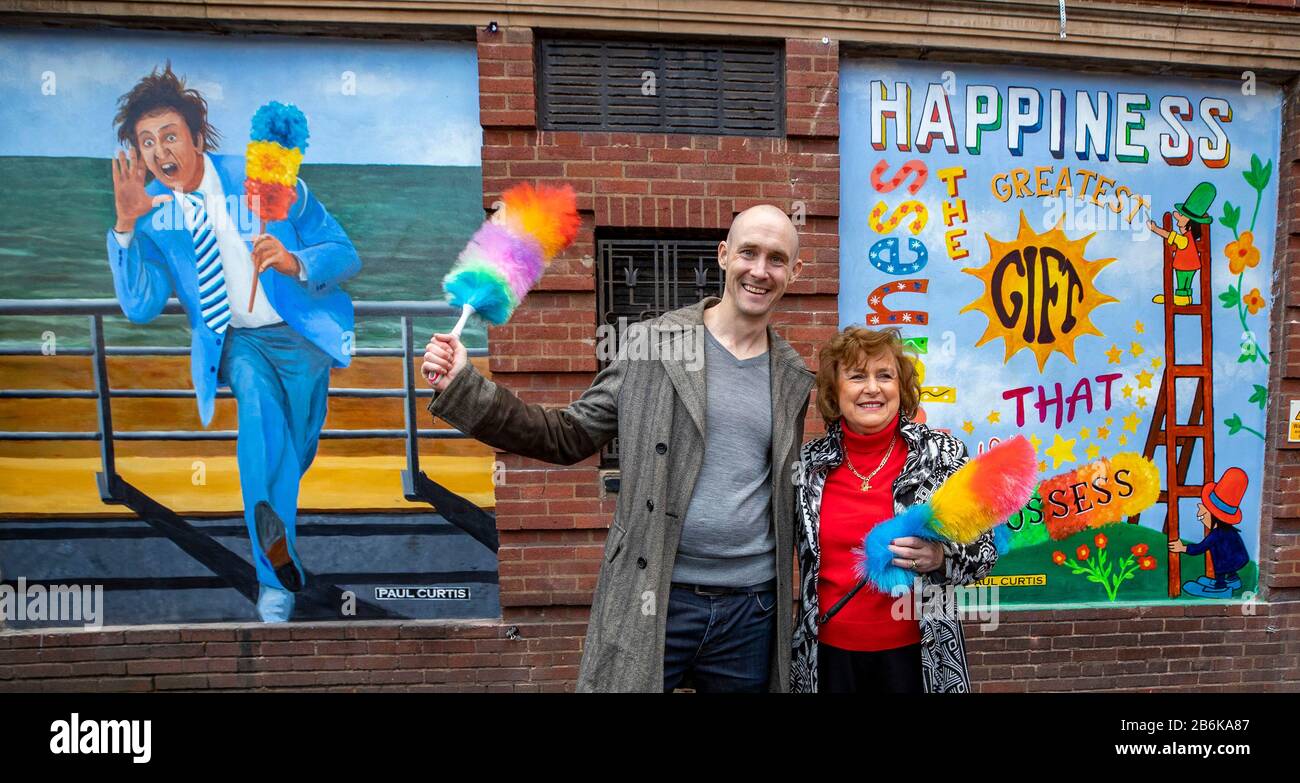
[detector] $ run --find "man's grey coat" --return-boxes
[428,298,814,691]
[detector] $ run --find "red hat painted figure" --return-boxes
[1201,466,1247,525]
[1171,465,1252,599]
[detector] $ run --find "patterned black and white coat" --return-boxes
[791,415,999,693]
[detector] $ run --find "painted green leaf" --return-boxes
[1219,201,1241,231]
[1219,285,1240,308]
[1249,384,1268,409]
[1224,413,1243,434]
[1244,155,1272,192]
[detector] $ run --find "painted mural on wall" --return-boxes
[840,59,1281,605]
[0,28,496,626]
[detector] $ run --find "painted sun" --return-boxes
[960,212,1117,371]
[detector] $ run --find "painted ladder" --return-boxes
[1129,211,1216,599]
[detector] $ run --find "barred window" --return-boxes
[596,232,726,468]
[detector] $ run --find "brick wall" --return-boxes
[3,26,1298,694]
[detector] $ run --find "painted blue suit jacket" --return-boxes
[105,153,361,426]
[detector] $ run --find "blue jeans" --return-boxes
[662,584,776,693]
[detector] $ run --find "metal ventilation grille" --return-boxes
[538,38,784,136]
[595,236,726,468]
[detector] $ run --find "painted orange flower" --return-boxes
[1077,545,1090,561]
[1052,550,1067,565]
[1094,533,1108,550]
[1243,288,1266,315]
[1139,555,1157,571]
[1131,543,1148,556]
[1225,231,1260,275]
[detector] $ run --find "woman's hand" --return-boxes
[889,536,945,574]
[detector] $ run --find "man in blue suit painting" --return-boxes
[106,65,361,622]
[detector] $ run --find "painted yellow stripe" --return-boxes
[0,455,495,517]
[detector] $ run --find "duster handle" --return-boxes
[426,303,474,385]
[818,577,870,626]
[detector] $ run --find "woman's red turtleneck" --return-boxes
[817,413,920,651]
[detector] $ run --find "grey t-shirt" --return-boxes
[672,326,776,587]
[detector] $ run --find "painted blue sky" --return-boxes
[0,28,481,166]
[840,59,1284,559]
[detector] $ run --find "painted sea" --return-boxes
[0,156,486,349]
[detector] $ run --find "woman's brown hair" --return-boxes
[815,326,921,424]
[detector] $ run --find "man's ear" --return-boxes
[717,241,728,269]
[790,256,804,283]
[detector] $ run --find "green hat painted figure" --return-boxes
[1148,180,1216,306]
[1175,181,1217,224]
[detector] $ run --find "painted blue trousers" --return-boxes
[219,323,332,590]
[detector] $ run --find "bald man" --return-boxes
[422,205,813,692]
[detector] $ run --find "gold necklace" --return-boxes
[842,430,898,492]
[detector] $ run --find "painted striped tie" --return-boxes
[183,192,231,335]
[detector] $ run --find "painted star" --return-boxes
[987,410,1001,424]
[1097,426,1111,440]
[1136,395,1148,409]
[1122,384,1134,399]
[1105,345,1124,364]
[1151,356,1162,369]
[1105,417,1114,427]
[1029,433,1042,452]
[1136,369,1154,389]
[1123,412,1141,433]
[961,420,975,435]
[1134,320,1145,334]
[1044,434,1077,469]
[902,313,913,323]
[1118,433,1129,445]
[896,282,907,290]
[1086,443,1101,461]
[869,296,881,306]
[1037,460,1048,473]
[1079,427,1091,440]
[1131,342,1145,359]
[869,315,880,325]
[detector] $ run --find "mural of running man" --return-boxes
[105,64,361,622]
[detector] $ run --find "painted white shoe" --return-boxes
[257,583,295,623]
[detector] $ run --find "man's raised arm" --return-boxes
[423,332,621,466]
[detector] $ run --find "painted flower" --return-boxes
[1225,231,1260,275]
[1052,550,1067,565]
[1076,545,1090,561]
[1094,533,1108,550]
[1131,543,1149,556]
[1139,555,1157,571]
[1243,288,1266,315]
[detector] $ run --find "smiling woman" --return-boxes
[792,325,998,693]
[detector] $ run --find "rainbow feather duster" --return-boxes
[853,435,1038,594]
[244,101,309,223]
[438,183,578,341]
